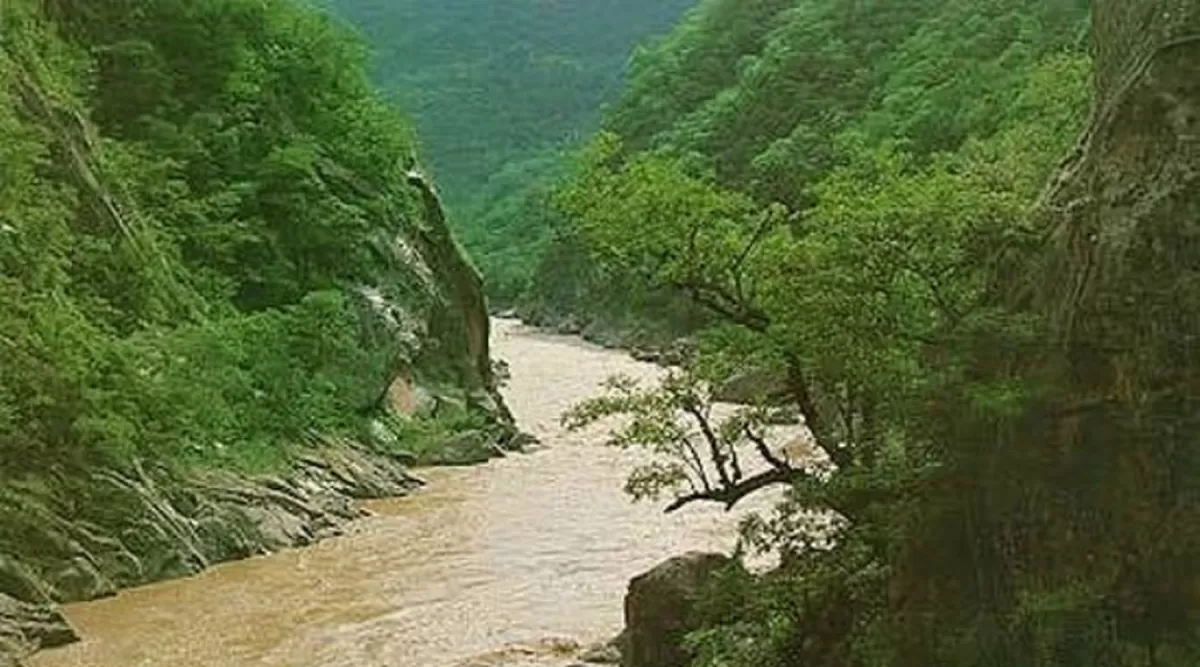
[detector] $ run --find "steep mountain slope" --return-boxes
[323,0,697,302]
[324,0,696,202]
[521,0,1200,663]
[0,0,508,662]
[523,0,1092,335]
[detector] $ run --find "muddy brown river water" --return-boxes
[30,319,780,667]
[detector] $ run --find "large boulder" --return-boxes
[623,552,730,667]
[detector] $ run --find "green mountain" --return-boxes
[523,0,1092,338]
[531,0,1200,663]
[324,0,697,201]
[0,0,505,659]
[324,0,698,302]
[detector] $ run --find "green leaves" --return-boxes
[554,134,771,317]
[563,371,707,501]
[533,2,1105,663]
[324,0,695,203]
[0,0,456,476]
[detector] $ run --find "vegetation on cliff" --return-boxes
[323,0,697,303]
[0,1,510,657]
[0,0,496,480]
[556,0,1200,664]
[3,0,1197,664]
[528,0,1091,336]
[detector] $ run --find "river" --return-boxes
[30,319,778,667]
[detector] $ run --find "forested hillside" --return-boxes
[552,0,1200,664]
[1,0,497,478]
[324,0,696,302]
[4,0,1198,664]
[523,0,1091,339]
[0,0,506,659]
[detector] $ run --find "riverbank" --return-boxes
[24,319,766,667]
[1,386,523,667]
[1,436,473,666]
[498,307,697,369]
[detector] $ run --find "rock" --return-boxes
[629,347,662,364]
[46,555,116,602]
[537,636,582,654]
[0,438,434,666]
[711,368,790,405]
[423,430,496,466]
[623,552,730,667]
[0,639,20,667]
[628,339,695,368]
[554,315,583,335]
[388,449,420,466]
[579,638,622,664]
[385,377,423,417]
[489,421,539,452]
[505,430,541,452]
[0,557,53,605]
[0,593,79,663]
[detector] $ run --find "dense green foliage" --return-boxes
[529,0,1092,328]
[323,0,696,303]
[0,0,484,476]
[324,0,695,200]
[539,0,1200,665]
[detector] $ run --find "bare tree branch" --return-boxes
[669,278,771,331]
[728,438,744,483]
[782,352,852,470]
[676,435,712,492]
[744,426,791,471]
[664,466,798,513]
[727,209,778,306]
[730,210,778,277]
[683,401,734,488]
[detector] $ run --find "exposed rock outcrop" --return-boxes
[622,552,729,667]
[628,339,695,368]
[0,440,428,665]
[424,430,504,466]
[578,634,623,664]
[0,594,77,667]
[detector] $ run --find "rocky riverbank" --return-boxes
[1,0,530,663]
[0,430,525,667]
[497,307,696,370]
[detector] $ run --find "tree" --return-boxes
[889,2,1200,664]
[525,0,1091,334]
[563,370,837,515]
[559,1,1200,664]
[0,0,494,475]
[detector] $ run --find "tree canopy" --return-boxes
[545,0,1200,662]
[490,0,1188,664]
[0,0,487,476]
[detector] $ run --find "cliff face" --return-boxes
[0,1,505,663]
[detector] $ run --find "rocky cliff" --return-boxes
[0,1,509,664]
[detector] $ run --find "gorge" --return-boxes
[3,0,1199,666]
[25,320,775,667]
